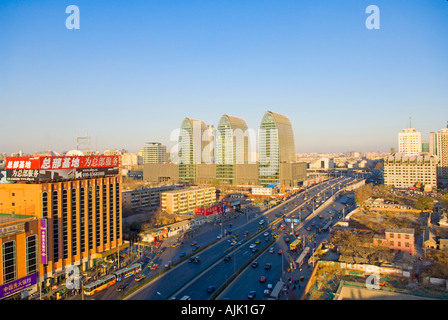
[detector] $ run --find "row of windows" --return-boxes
[2,236,38,284]
[40,182,120,264]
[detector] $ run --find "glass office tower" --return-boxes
[178,118,208,184]
[258,111,296,186]
[215,115,249,183]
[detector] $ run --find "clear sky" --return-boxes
[1,0,447,155]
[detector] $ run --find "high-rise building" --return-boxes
[258,111,297,186]
[398,128,422,156]
[143,142,168,164]
[178,118,210,184]
[215,115,250,184]
[430,125,448,183]
[0,155,124,297]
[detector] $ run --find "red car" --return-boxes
[285,238,290,243]
[259,276,266,283]
[277,250,283,255]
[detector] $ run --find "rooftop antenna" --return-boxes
[409,116,412,128]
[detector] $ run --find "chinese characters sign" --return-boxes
[40,219,48,265]
[194,203,224,216]
[0,273,37,299]
[5,156,119,182]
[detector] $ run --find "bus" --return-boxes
[83,274,117,296]
[289,238,302,251]
[295,247,310,268]
[113,263,142,282]
[322,220,332,232]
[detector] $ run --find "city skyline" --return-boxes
[1,1,447,155]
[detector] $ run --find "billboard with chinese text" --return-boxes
[194,203,224,216]
[5,156,119,182]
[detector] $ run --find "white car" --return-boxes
[249,244,256,249]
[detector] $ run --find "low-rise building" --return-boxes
[161,187,216,214]
[122,185,176,211]
[373,228,415,255]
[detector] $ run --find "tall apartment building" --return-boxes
[398,128,422,156]
[143,142,168,164]
[383,153,438,191]
[0,156,123,297]
[430,126,448,184]
[161,187,216,214]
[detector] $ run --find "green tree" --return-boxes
[414,196,434,212]
[440,194,448,210]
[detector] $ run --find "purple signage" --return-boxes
[40,218,47,265]
[0,273,37,299]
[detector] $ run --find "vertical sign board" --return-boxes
[40,219,48,265]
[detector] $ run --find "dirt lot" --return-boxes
[349,208,427,236]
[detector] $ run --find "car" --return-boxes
[224,255,232,262]
[150,264,159,270]
[264,263,272,270]
[249,244,256,249]
[230,241,237,246]
[193,256,200,263]
[295,231,300,236]
[191,241,198,246]
[188,257,195,263]
[259,220,265,225]
[180,252,186,257]
[251,261,259,268]
[307,227,311,231]
[255,239,261,244]
[277,250,283,255]
[248,291,256,299]
[263,232,269,237]
[319,215,323,219]
[259,276,266,283]
[116,283,128,291]
[207,286,215,293]
[135,274,146,282]
[269,247,274,254]
[251,247,258,253]
[285,238,290,243]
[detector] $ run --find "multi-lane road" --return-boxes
[79,176,359,300]
[124,176,356,300]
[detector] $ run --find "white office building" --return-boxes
[398,128,422,156]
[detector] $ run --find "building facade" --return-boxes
[178,118,210,184]
[122,185,176,212]
[143,142,168,164]
[215,115,250,184]
[0,156,123,297]
[383,153,438,191]
[161,187,216,214]
[373,228,415,255]
[430,127,448,185]
[398,128,422,156]
[258,111,297,186]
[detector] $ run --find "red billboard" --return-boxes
[194,203,224,216]
[5,156,120,182]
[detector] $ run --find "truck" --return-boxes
[270,281,285,299]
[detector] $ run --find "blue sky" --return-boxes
[1,0,447,155]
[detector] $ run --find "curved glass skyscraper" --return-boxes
[258,111,296,186]
[215,115,249,183]
[178,118,208,183]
